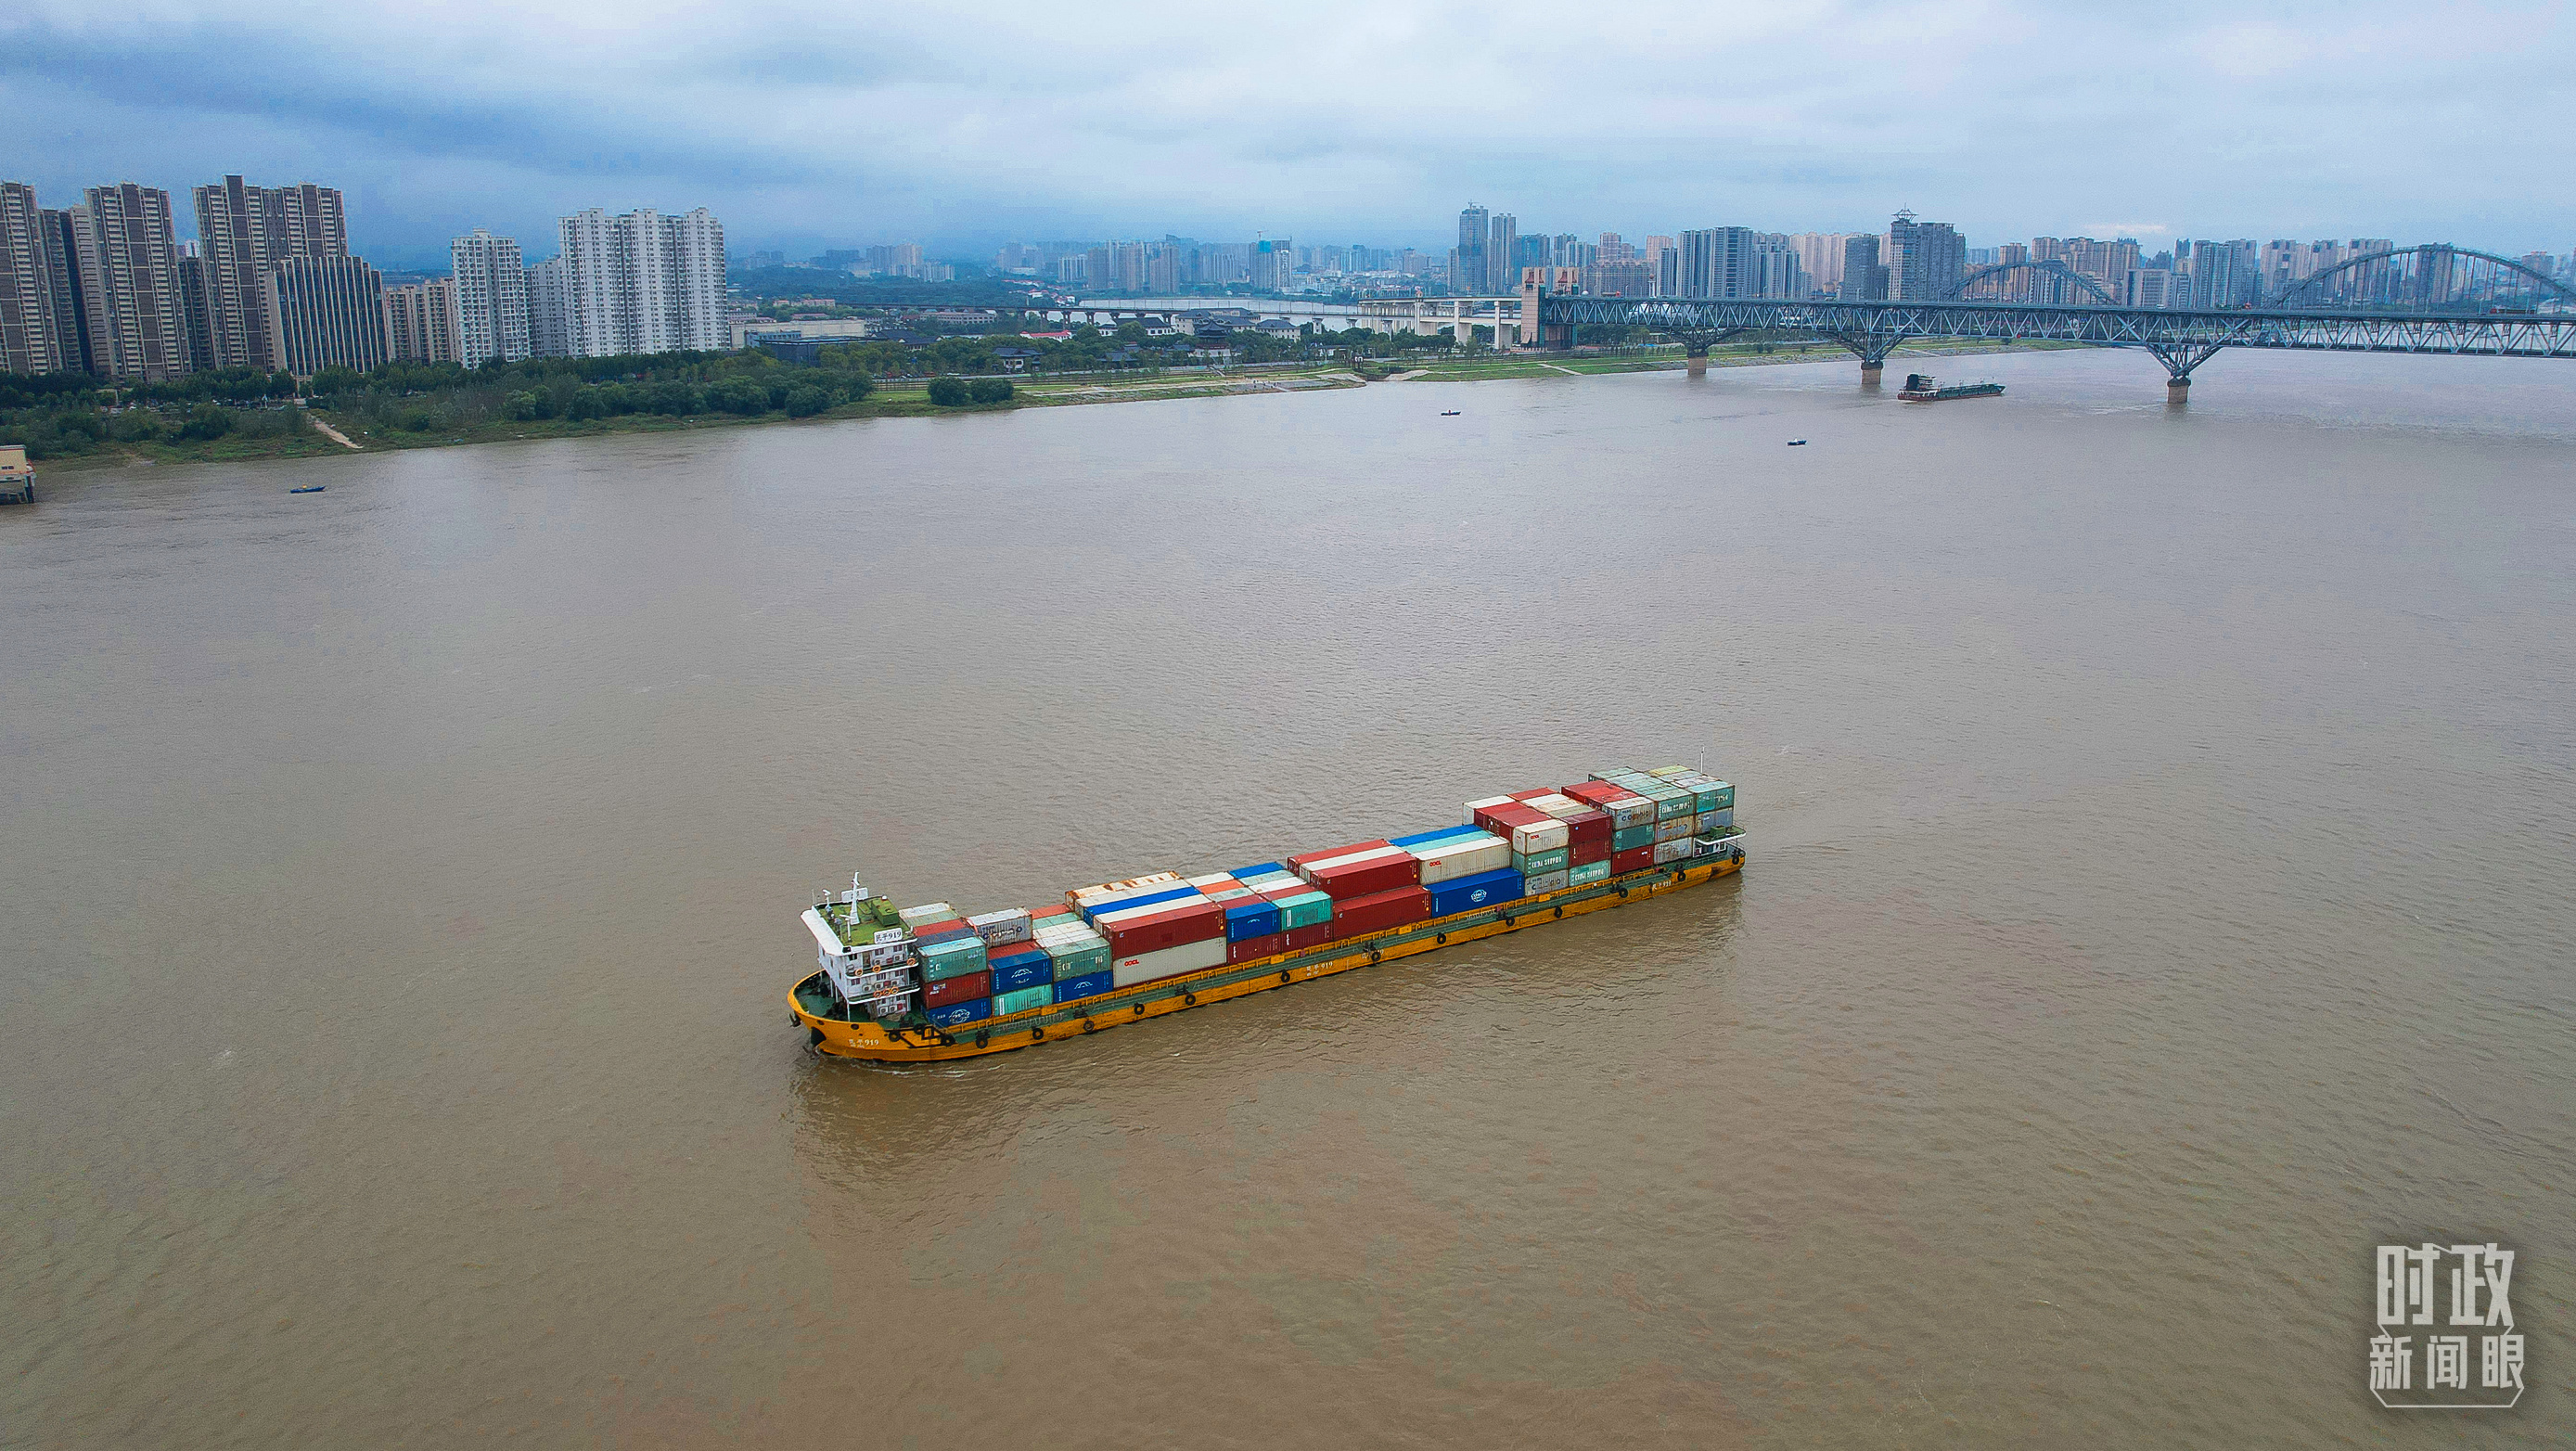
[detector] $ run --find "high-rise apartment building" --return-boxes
[70,184,190,381]
[1888,212,1965,302]
[0,182,72,375]
[383,279,462,364]
[1486,213,1517,294]
[450,229,531,367]
[1788,233,1847,296]
[264,255,388,376]
[1678,227,1767,299]
[2188,239,2260,309]
[1455,205,1488,295]
[557,207,726,358]
[191,175,348,371]
[1840,235,1887,301]
[2126,268,2177,309]
[523,258,571,358]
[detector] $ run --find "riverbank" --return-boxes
[32,336,2079,474]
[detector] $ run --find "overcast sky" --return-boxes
[6,1,2571,268]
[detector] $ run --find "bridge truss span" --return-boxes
[1534,295,2576,394]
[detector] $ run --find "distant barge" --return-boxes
[1899,373,2004,403]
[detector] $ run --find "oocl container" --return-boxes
[1521,867,1570,894]
[993,984,1055,1017]
[988,946,1055,995]
[1111,935,1227,988]
[1327,885,1431,940]
[923,970,991,1008]
[1425,867,1523,917]
[925,999,992,1029]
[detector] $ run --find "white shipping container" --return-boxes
[1523,793,1587,820]
[1110,935,1228,988]
[1409,831,1510,884]
[1595,795,1655,830]
[1652,837,1694,864]
[1070,872,1182,907]
[1521,868,1570,894]
[1297,842,1409,881]
[897,902,958,927]
[966,908,1032,945]
[1463,794,1518,822]
[1652,815,1695,843]
[1506,819,1570,854]
[1185,872,1239,891]
[1081,879,1201,915]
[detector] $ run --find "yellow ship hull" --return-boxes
[788,855,1741,1064]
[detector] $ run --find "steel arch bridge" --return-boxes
[1529,293,2576,399]
[1947,261,2120,306]
[2269,245,2576,310]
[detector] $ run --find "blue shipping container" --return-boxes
[990,954,1055,993]
[925,999,992,1029]
[1224,899,1283,941]
[1230,862,1288,880]
[1081,883,1201,922]
[1053,969,1114,1002]
[1389,825,1485,851]
[1426,867,1525,918]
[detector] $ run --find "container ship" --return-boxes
[1898,373,2005,402]
[789,765,1743,1062]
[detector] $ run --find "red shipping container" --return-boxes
[1570,837,1610,866]
[1306,852,1420,901]
[922,970,990,1008]
[1472,801,1549,839]
[1259,880,1322,903]
[1328,885,1431,940]
[1280,922,1331,952]
[1103,899,1225,958]
[1227,931,1288,965]
[1611,845,1655,874]
[1506,788,1556,803]
[1563,781,1647,813]
[1288,841,1389,871]
[1558,807,1612,847]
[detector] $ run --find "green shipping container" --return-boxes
[919,937,989,982]
[1701,780,1734,812]
[1568,858,1610,886]
[1044,942,1109,978]
[1273,890,1334,931]
[993,984,1055,1016]
[1512,846,1570,876]
[1611,824,1656,852]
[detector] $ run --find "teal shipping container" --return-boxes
[1568,858,1610,887]
[1610,824,1655,853]
[1511,846,1570,876]
[1272,890,1334,931]
[993,984,1055,1016]
[919,936,990,982]
[1044,940,1110,978]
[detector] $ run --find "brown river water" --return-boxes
[4,349,2571,1447]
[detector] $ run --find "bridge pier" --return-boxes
[1860,361,1882,387]
[2167,376,2190,405]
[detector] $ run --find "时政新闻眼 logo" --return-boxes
[2370,1242,2523,1409]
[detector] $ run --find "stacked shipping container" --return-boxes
[881,764,1735,1030]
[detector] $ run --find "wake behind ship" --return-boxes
[789,765,1743,1062]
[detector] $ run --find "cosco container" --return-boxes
[1425,867,1523,917]
[1568,858,1610,887]
[1111,935,1227,988]
[1327,885,1432,940]
[1224,898,1283,941]
[1511,845,1570,876]
[924,999,992,1029]
[922,970,990,1008]
[918,936,989,981]
[993,984,1055,1017]
[1053,969,1114,1003]
[1612,845,1656,873]
[1521,867,1570,894]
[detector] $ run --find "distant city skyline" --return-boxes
[5,1,2570,266]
